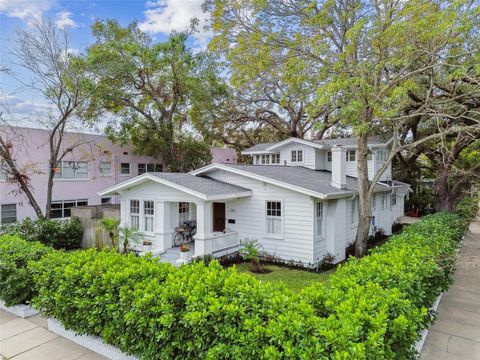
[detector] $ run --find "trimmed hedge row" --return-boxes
[0,235,52,306]
[0,217,83,249]
[0,212,466,359]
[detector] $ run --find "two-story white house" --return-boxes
[99,136,410,265]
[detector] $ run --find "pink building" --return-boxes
[210,147,237,164]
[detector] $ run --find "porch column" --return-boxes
[195,201,213,257]
[155,201,173,252]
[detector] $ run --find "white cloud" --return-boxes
[138,0,211,45]
[55,10,76,29]
[0,0,53,24]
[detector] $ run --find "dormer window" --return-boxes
[327,151,332,162]
[291,150,303,162]
[346,150,356,162]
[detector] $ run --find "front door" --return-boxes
[213,202,226,232]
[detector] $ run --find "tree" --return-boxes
[85,20,227,172]
[5,19,96,219]
[208,0,480,256]
[0,120,44,218]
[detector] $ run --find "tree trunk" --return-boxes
[44,159,56,219]
[354,133,372,257]
[433,165,453,211]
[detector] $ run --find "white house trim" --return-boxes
[265,138,327,152]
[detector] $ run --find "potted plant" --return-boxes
[142,240,152,251]
[179,244,191,260]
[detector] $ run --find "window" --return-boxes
[255,155,260,164]
[291,150,303,162]
[271,153,280,164]
[130,200,140,230]
[120,163,130,175]
[315,202,324,238]
[144,201,154,232]
[54,161,88,179]
[101,197,112,204]
[266,201,282,237]
[392,195,397,206]
[1,204,16,224]
[138,163,163,175]
[50,199,88,218]
[377,149,388,162]
[327,151,332,162]
[99,162,112,176]
[346,150,356,162]
[349,199,357,225]
[261,155,270,164]
[178,202,189,225]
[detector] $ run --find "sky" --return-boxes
[0,0,210,127]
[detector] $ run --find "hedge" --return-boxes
[0,235,52,306]
[0,217,83,249]
[12,212,466,359]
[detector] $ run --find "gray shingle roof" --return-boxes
[242,136,391,153]
[220,164,388,196]
[148,173,251,196]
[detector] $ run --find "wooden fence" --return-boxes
[72,205,120,250]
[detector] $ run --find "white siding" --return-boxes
[279,143,316,169]
[206,169,317,264]
[315,149,327,170]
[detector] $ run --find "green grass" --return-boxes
[234,262,332,292]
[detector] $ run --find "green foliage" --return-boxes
[85,20,224,171]
[456,195,479,221]
[7,213,464,359]
[100,217,120,249]
[239,239,263,271]
[119,226,141,254]
[0,217,83,250]
[0,235,52,306]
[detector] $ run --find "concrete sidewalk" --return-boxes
[421,219,480,359]
[0,310,106,360]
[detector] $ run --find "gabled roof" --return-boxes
[241,135,392,155]
[191,163,390,199]
[98,172,252,201]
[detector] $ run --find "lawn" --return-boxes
[234,262,332,292]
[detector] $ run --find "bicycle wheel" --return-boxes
[173,232,185,247]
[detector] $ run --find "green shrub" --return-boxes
[22,213,466,359]
[456,195,479,221]
[0,235,52,306]
[0,217,83,249]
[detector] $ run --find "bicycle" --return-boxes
[173,221,197,247]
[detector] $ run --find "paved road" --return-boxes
[421,219,480,359]
[0,310,106,360]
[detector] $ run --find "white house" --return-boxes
[98,136,410,266]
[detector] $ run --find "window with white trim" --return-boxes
[261,154,270,164]
[315,202,324,238]
[255,155,260,164]
[392,195,397,206]
[349,199,357,225]
[346,150,356,162]
[50,199,88,218]
[138,163,163,175]
[291,150,303,162]
[120,163,130,175]
[54,161,88,179]
[327,151,332,162]
[143,201,154,232]
[130,200,140,230]
[271,153,280,164]
[377,149,388,162]
[178,202,189,225]
[266,201,282,237]
[1,204,17,224]
[99,162,112,176]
